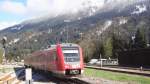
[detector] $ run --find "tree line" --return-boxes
[79,28,149,62]
[0,27,149,63]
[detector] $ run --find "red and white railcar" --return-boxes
[24,43,84,76]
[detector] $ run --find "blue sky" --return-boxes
[0,0,27,30]
[0,0,27,21]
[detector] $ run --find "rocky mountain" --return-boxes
[0,0,150,60]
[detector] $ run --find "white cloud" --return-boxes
[0,0,141,17]
[0,0,144,16]
[0,22,17,30]
[0,0,105,17]
[26,0,52,15]
[0,0,143,30]
[0,0,105,29]
[52,0,105,14]
[0,0,144,23]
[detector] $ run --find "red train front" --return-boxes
[24,43,84,77]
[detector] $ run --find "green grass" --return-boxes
[0,68,13,73]
[84,68,150,84]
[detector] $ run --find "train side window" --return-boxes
[55,54,57,61]
[56,56,58,61]
[53,50,57,61]
[48,51,52,61]
[52,52,55,61]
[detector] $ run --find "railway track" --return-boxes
[66,78,90,84]
[85,65,150,77]
[105,66,150,71]
[37,70,91,84]
[65,78,90,84]
[0,67,91,84]
[11,68,91,84]
[52,77,90,84]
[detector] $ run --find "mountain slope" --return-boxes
[0,0,150,60]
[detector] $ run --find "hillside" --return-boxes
[0,0,150,61]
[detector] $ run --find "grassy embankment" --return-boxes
[84,68,150,84]
[0,48,3,64]
[0,48,13,73]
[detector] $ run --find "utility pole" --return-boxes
[67,26,69,43]
[99,53,102,67]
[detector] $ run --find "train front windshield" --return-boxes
[62,47,80,62]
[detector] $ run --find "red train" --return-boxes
[24,43,84,77]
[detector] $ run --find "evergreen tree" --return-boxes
[134,28,147,49]
[112,34,127,58]
[103,38,113,58]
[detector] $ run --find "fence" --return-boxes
[88,59,118,66]
[118,48,150,67]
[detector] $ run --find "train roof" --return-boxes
[43,43,79,51]
[59,43,79,47]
